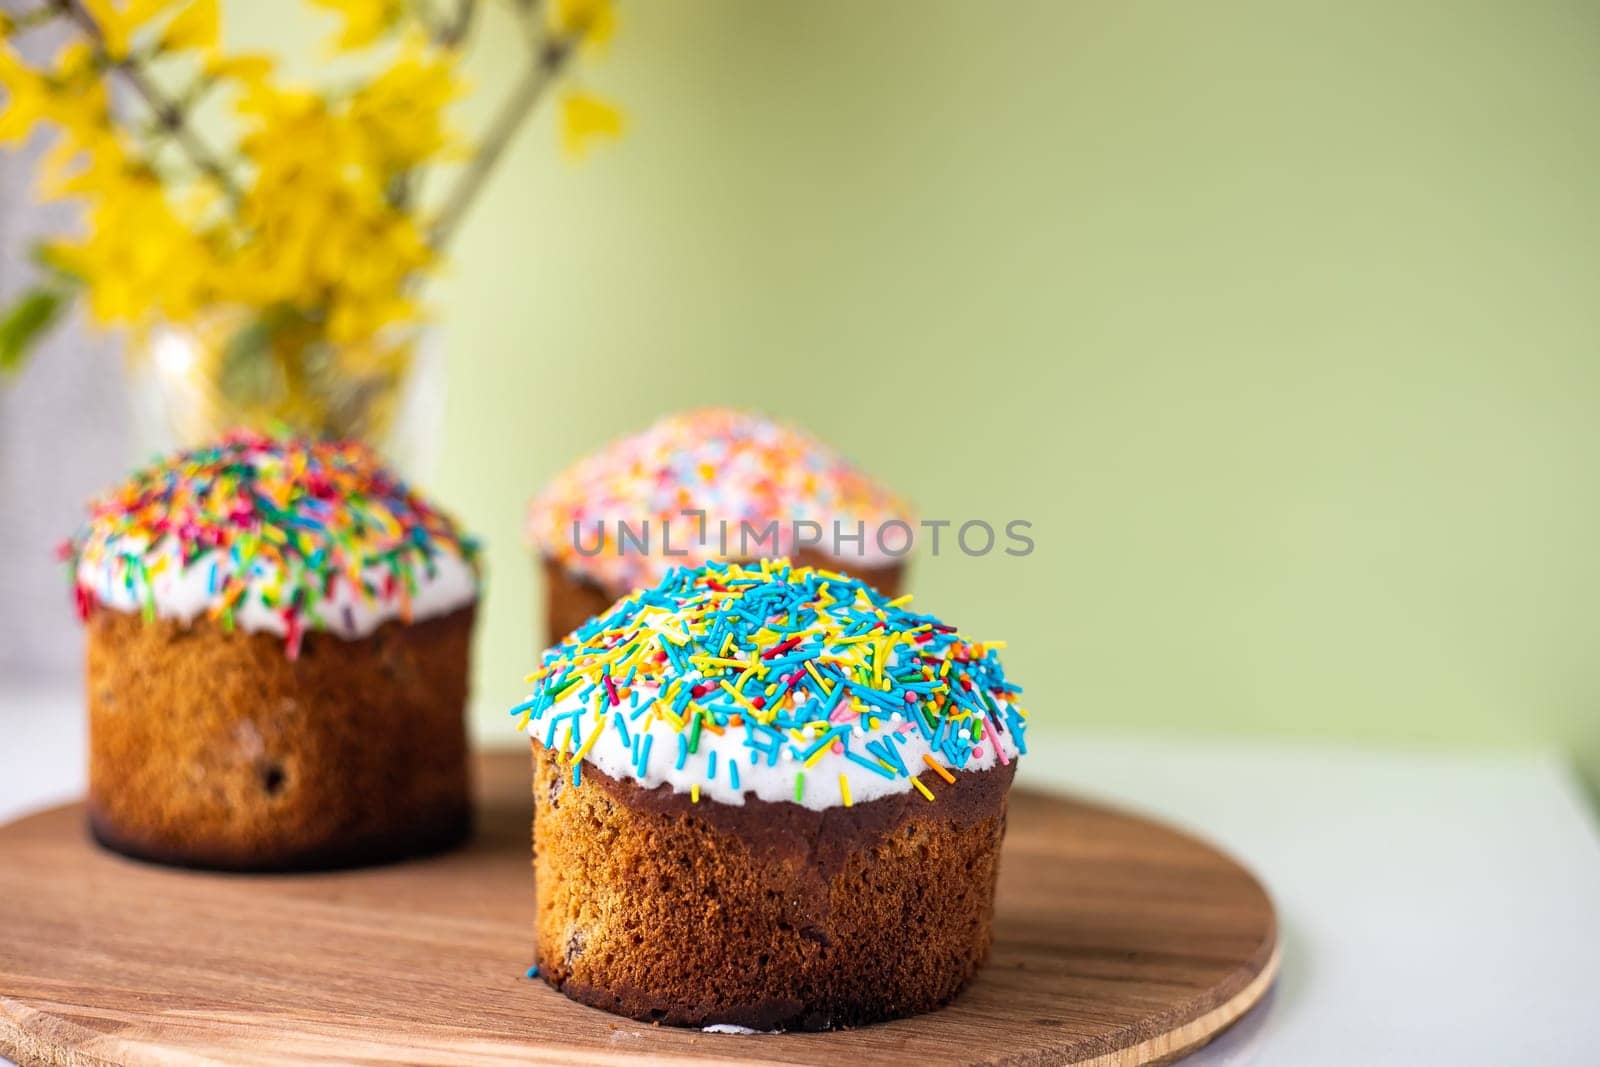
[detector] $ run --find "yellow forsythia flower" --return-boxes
[550,0,617,47]
[80,0,180,60]
[160,0,220,53]
[0,45,50,144]
[203,51,275,84]
[230,79,434,344]
[306,0,401,52]
[33,45,116,196]
[349,39,464,170]
[560,90,623,159]
[47,145,221,325]
[0,40,111,151]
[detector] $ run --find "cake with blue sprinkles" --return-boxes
[516,558,1027,1030]
[65,429,481,871]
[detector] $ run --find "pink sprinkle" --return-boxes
[972,746,985,759]
[284,611,304,662]
[982,718,1010,766]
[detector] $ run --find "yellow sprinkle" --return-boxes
[912,777,935,802]
[560,725,573,757]
[922,753,956,784]
[574,722,604,761]
[691,783,700,803]
[888,594,915,608]
[804,660,832,693]
[805,744,831,769]
[720,680,761,716]
[839,775,853,807]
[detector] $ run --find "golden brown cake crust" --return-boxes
[86,605,475,871]
[531,740,1012,1031]
[540,553,905,645]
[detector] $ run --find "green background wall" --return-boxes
[238,1,1600,779]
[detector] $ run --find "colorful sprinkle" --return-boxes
[921,753,956,784]
[514,559,1024,807]
[527,409,911,592]
[63,429,480,659]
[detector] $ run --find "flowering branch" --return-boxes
[49,0,242,201]
[0,0,623,432]
[429,32,574,250]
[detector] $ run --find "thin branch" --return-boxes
[428,34,574,250]
[5,4,62,32]
[437,0,478,47]
[52,0,242,202]
[512,0,546,49]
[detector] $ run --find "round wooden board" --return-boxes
[0,752,1277,1067]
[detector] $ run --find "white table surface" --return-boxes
[4,683,1599,1066]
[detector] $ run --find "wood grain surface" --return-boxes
[0,752,1277,1066]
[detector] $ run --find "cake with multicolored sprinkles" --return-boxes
[516,558,1026,1030]
[64,429,481,871]
[526,408,912,642]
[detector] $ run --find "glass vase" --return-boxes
[124,311,444,481]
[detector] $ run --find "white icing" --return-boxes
[701,1024,779,1035]
[78,533,477,639]
[536,681,1021,812]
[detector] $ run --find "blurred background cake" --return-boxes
[517,559,1025,1030]
[67,430,481,871]
[526,408,912,642]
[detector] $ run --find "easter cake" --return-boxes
[65,430,481,871]
[526,408,912,642]
[515,559,1026,1030]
